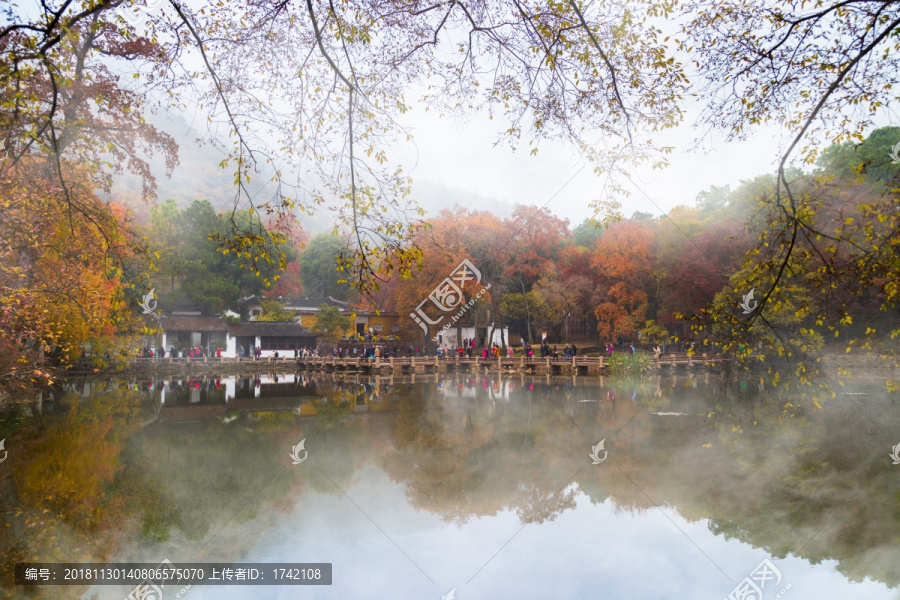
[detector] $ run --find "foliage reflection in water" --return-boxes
[0,371,897,599]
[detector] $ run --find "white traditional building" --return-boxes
[434,325,510,348]
[157,317,319,358]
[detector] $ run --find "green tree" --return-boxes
[314,304,352,338]
[147,200,291,313]
[149,199,188,291]
[500,292,547,340]
[694,184,731,213]
[816,126,900,186]
[572,219,604,249]
[299,235,351,300]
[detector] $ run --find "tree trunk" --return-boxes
[520,278,533,343]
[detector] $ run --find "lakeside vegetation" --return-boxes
[1,2,898,400]
[2,127,900,397]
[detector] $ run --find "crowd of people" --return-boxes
[332,345,387,359]
[341,331,399,343]
[135,337,683,364]
[135,346,223,359]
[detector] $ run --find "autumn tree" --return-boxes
[0,161,142,382]
[533,266,594,343]
[255,300,295,322]
[591,220,652,342]
[0,0,692,308]
[682,0,900,367]
[503,205,569,340]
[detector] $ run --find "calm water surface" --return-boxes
[1,370,898,599]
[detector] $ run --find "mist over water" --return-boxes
[1,371,897,599]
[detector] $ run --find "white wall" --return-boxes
[437,326,509,348]
[225,333,237,358]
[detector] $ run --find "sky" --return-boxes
[143,91,847,229]
[103,3,900,230]
[146,90,894,231]
[399,99,813,225]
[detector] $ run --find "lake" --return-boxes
[1,370,898,599]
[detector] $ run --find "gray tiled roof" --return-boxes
[228,321,318,337]
[161,316,228,332]
[280,296,349,309]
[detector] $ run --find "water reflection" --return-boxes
[0,371,897,599]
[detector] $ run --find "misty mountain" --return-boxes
[108,112,516,229]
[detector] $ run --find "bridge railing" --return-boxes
[120,352,728,367]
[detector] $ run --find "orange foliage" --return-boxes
[0,159,142,380]
[591,221,651,340]
[392,209,506,340]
